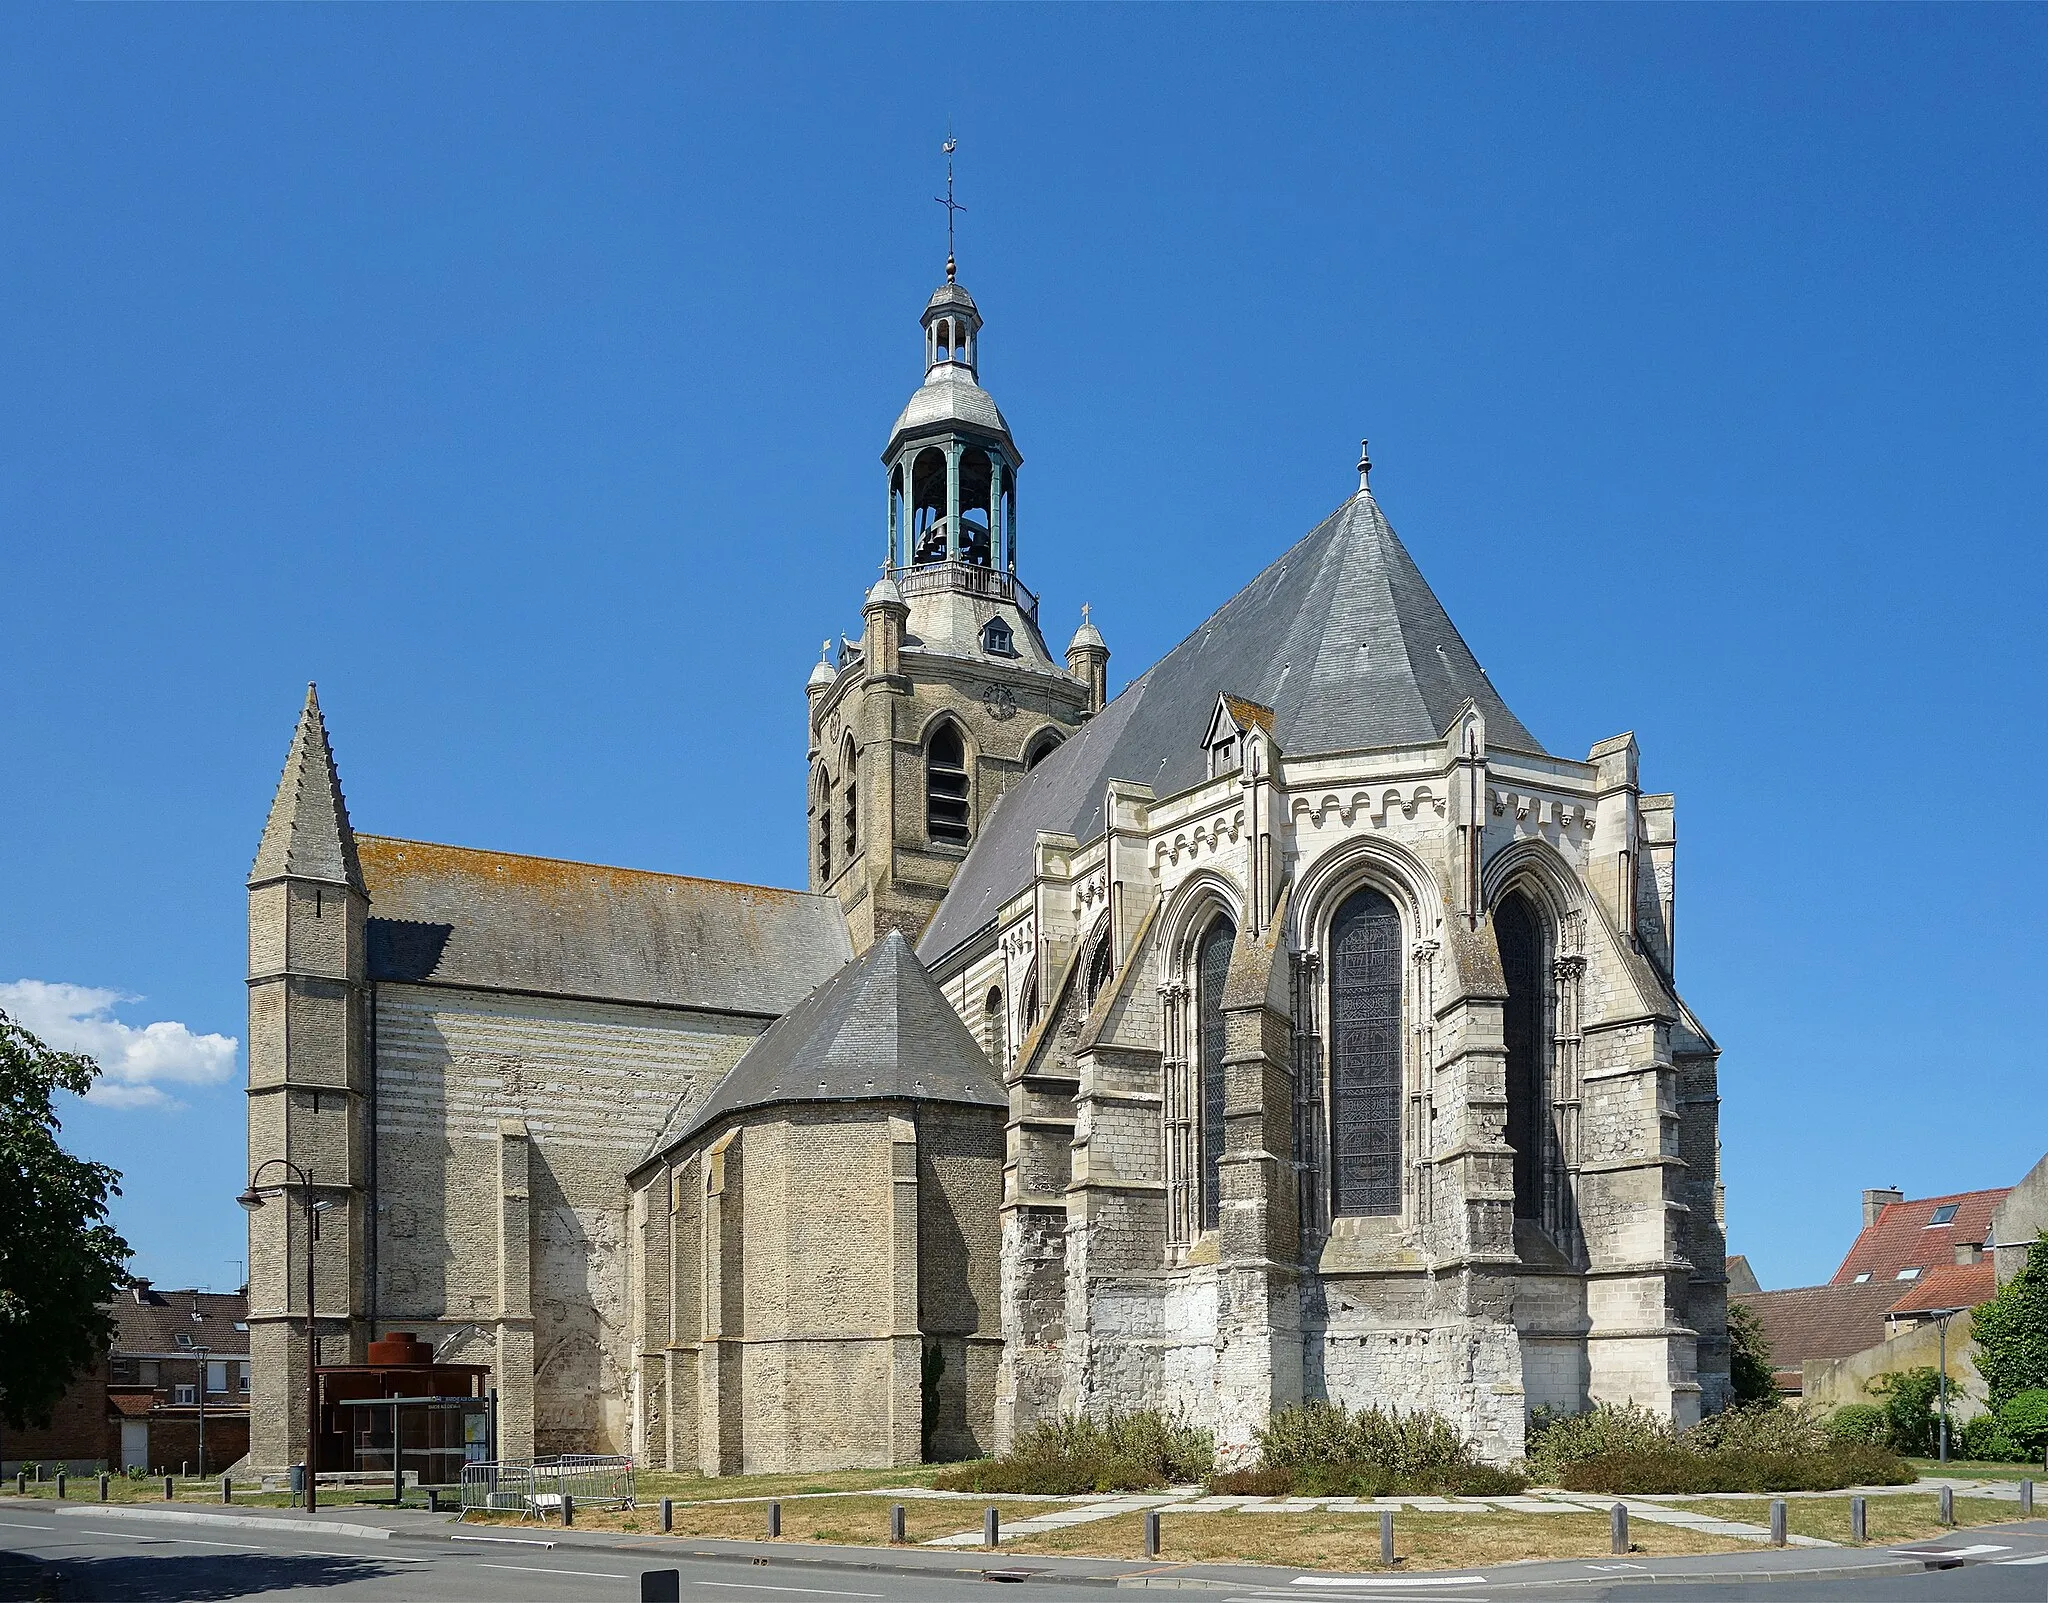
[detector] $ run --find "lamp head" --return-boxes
[235,1187,264,1212]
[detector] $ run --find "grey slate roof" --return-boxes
[919,489,1543,963]
[651,930,1005,1155]
[359,837,851,1017]
[249,685,365,892]
[887,370,1015,454]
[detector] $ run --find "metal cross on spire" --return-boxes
[935,135,964,283]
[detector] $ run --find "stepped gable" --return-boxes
[358,836,850,1018]
[920,488,1542,961]
[651,930,1005,1156]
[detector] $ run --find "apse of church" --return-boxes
[245,257,1726,1476]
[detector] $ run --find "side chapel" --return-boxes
[243,255,1729,1475]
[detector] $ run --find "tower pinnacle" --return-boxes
[935,136,964,284]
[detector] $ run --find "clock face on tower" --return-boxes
[980,683,1017,721]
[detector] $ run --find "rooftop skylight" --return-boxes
[1927,1203,1959,1226]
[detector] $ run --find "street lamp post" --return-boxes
[1929,1307,1963,1466]
[237,1159,322,1513]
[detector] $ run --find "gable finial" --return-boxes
[1081,602,1091,626]
[935,133,964,284]
[1357,438,1373,492]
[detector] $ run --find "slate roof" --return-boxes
[359,837,851,1018]
[115,1286,249,1358]
[1829,1189,2010,1286]
[920,488,1542,962]
[249,685,364,892]
[651,930,1005,1156]
[1730,1282,1903,1368]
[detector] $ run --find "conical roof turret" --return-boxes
[250,683,364,892]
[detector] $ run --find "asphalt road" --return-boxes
[3,1508,2047,1602]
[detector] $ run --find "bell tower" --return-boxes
[806,243,1103,952]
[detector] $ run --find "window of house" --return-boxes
[1196,917,1236,1233]
[174,1333,194,1349]
[206,1361,228,1394]
[1927,1204,1958,1226]
[237,1361,251,1392]
[173,1384,197,1406]
[1853,1272,1872,1283]
[982,618,1015,656]
[138,1360,160,1387]
[926,723,972,844]
[1328,886,1404,1218]
[1896,1267,1922,1281]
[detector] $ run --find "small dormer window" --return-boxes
[982,618,1014,656]
[1211,736,1238,778]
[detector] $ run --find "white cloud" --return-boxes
[0,980,239,1110]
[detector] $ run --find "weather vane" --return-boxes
[936,133,964,283]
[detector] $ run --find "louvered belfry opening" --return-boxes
[926,723,971,844]
[1196,917,1235,1233]
[1497,891,1546,1220]
[1329,886,1403,1218]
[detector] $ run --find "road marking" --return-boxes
[1895,1543,2011,1558]
[694,1585,885,1598]
[452,1532,557,1547]
[297,1548,429,1562]
[1291,1582,1486,1590]
[477,1562,631,1579]
[1995,1552,2048,1565]
[0,1521,58,1531]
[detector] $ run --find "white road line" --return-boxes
[1291,1581,1487,1590]
[0,1520,58,1531]
[693,1585,885,1598]
[477,1561,631,1578]
[297,1548,429,1562]
[1997,1552,2048,1565]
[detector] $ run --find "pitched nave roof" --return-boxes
[920,488,1542,962]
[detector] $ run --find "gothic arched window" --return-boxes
[1082,923,1115,1007]
[1023,730,1063,770]
[984,985,1006,1071]
[926,722,971,845]
[1496,890,1547,1221]
[815,767,834,885]
[1196,916,1236,1233]
[1328,886,1402,1218]
[840,737,859,866]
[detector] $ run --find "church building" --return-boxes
[243,258,1729,1475]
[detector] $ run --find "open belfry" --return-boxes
[246,244,1728,1475]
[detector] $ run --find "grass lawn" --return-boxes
[1663,1495,2015,1546]
[1904,1457,2041,1480]
[461,1493,1039,1546]
[1005,1509,1737,1569]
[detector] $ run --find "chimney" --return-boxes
[131,1278,152,1302]
[1955,1241,1984,1266]
[1863,1188,1904,1228]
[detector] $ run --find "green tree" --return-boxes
[0,1010,132,1431]
[1728,1299,1778,1404]
[1972,1231,2048,1411]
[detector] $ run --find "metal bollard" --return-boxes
[2021,1479,2034,1517]
[1611,1502,1629,1555]
[12,1472,21,1495]
[163,1477,174,1501]
[1769,1499,1786,1547]
[1144,1510,1161,1558]
[561,1493,575,1528]
[427,1489,439,1514]
[55,1473,66,1500]
[98,1473,109,1502]
[1939,1485,1954,1526]
[661,1496,674,1534]
[1380,1509,1394,1565]
[890,1504,905,1544]
[1851,1496,1866,1542]
[984,1505,1000,1548]
[767,1500,780,1537]
[181,1462,189,1479]
[640,1571,682,1603]
[221,1474,232,1505]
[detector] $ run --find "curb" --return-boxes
[49,1504,393,1542]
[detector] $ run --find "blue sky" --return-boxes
[2,6,2042,1296]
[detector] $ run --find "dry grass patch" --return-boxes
[1663,1495,2013,1546]
[635,1463,956,1503]
[1005,1510,1739,1569]
[467,1494,1041,1547]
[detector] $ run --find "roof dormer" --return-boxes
[1204,694,1274,780]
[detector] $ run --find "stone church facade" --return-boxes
[243,265,1728,1474]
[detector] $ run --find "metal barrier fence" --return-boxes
[459,1455,635,1519]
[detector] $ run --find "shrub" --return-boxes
[1240,1402,1526,1497]
[933,1408,1213,1495]
[1208,1466,1295,1497]
[1972,1231,2048,1411]
[1999,1389,2048,1458]
[1869,1367,1947,1456]
[1728,1301,1778,1405]
[1682,1401,1830,1456]
[1555,1443,1913,1495]
[1524,1402,1676,1484]
[1958,1413,2023,1463]
[1825,1403,1889,1446]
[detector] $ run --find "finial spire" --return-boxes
[1356,438,1373,492]
[936,135,964,284]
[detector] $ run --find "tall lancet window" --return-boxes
[815,769,833,884]
[1197,917,1236,1233]
[1329,886,1403,1217]
[840,738,859,865]
[926,722,971,844]
[1496,891,1547,1220]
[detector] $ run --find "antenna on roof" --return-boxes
[936,132,964,283]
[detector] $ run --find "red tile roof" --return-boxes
[1732,1282,1903,1366]
[109,1392,155,1419]
[1887,1259,1997,1316]
[1830,1189,2009,1287]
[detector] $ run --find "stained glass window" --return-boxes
[1497,891,1546,1220]
[1197,917,1236,1232]
[1329,887,1402,1217]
